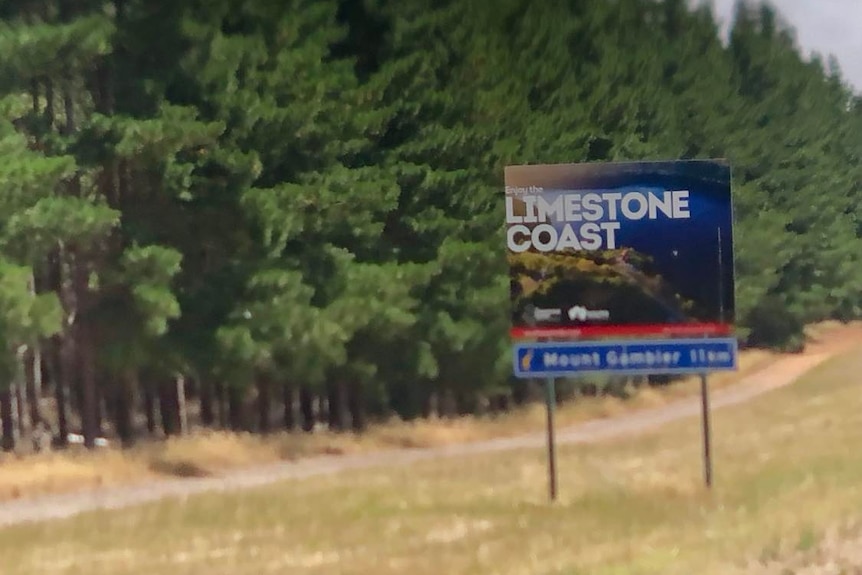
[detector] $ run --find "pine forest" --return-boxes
[0,0,860,450]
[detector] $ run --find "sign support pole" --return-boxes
[700,373,713,489]
[545,376,558,501]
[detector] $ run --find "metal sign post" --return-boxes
[545,376,558,501]
[700,373,713,488]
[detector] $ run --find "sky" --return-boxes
[708,0,862,92]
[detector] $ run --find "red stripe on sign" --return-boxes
[510,323,732,340]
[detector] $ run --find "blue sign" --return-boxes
[513,337,738,378]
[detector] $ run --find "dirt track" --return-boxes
[0,326,859,529]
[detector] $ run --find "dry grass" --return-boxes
[1,343,862,574]
[0,341,779,504]
[0,450,154,502]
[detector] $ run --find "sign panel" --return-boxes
[513,337,738,378]
[505,159,734,340]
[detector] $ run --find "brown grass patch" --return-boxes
[0,322,853,505]
[0,449,151,501]
[145,431,283,477]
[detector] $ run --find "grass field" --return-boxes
[2,345,861,574]
[0,346,778,503]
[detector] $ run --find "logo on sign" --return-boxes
[567,306,610,322]
[535,308,561,321]
[523,304,563,325]
[520,349,534,371]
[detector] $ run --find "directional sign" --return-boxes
[513,338,738,378]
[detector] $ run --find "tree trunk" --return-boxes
[30,78,39,115]
[143,383,157,435]
[113,369,135,447]
[455,391,476,416]
[159,377,180,436]
[257,376,271,434]
[99,388,109,437]
[200,380,214,427]
[282,383,295,431]
[0,386,16,452]
[421,389,436,419]
[317,394,328,427]
[54,375,69,445]
[227,386,243,431]
[176,375,188,435]
[216,382,227,429]
[60,329,81,428]
[65,190,98,450]
[49,336,69,447]
[71,374,84,422]
[41,255,66,445]
[511,378,531,406]
[63,74,75,136]
[327,381,345,431]
[348,381,366,433]
[59,326,78,446]
[14,378,27,437]
[473,394,489,417]
[299,386,315,432]
[78,320,99,449]
[44,78,54,128]
[490,393,510,415]
[438,389,458,418]
[183,374,197,398]
[24,346,43,426]
[59,39,97,447]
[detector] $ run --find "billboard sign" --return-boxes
[505,159,734,341]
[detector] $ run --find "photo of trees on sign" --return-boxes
[509,249,700,331]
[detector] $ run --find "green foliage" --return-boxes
[0,260,62,342]
[0,14,113,88]
[0,259,62,383]
[0,0,859,423]
[3,196,119,262]
[0,122,76,221]
[121,245,183,336]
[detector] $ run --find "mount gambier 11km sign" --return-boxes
[513,338,738,378]
[505,159,735,341]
